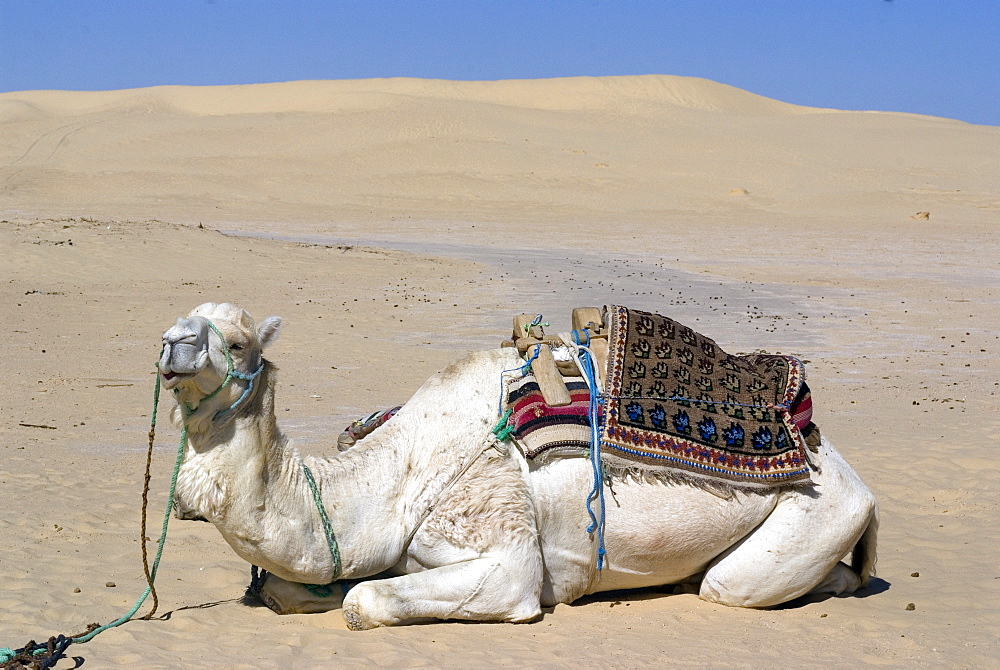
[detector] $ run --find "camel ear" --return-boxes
[258,316,282,349]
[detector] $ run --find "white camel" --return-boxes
[158,302,877,630]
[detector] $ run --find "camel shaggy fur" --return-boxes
[159,302,878,629]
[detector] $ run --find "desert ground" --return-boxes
[1,76,998,667]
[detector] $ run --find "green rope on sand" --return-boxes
[74,421,187,642]
[1,364,187,665]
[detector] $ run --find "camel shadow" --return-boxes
[769,576,890,609]
[232,575,891,624]
[563,575,891,614]
[566,585,681,611]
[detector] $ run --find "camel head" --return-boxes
[159,302,282,418]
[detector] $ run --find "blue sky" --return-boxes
[1,1,997,125]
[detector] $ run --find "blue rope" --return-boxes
[574,329,607,570]
[520,345,541,373]
[495,322,607,571]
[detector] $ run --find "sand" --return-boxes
[1,75,998,667]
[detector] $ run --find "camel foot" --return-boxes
[341,584,395,630]
[342,606,370,631]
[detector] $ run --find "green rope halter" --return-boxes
[176,320,264,420]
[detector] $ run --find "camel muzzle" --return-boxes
[159,316,212,383]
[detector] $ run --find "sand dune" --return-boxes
[2,75,816,115]
[2,76,995,230]
[1,76,998,667]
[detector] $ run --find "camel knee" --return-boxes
[699,574,777,608]
[455,558,542,622]
[491,572,543,623]
[852,506,879,586]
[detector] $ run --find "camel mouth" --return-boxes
[160,369,192,389]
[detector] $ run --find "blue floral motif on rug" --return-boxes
[600,305,812,489]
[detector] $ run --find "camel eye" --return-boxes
[229,342,244,351]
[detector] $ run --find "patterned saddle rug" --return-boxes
[506,305,816,490]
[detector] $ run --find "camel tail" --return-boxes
[851,505,879,587]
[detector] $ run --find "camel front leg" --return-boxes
[341,554,543,630]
